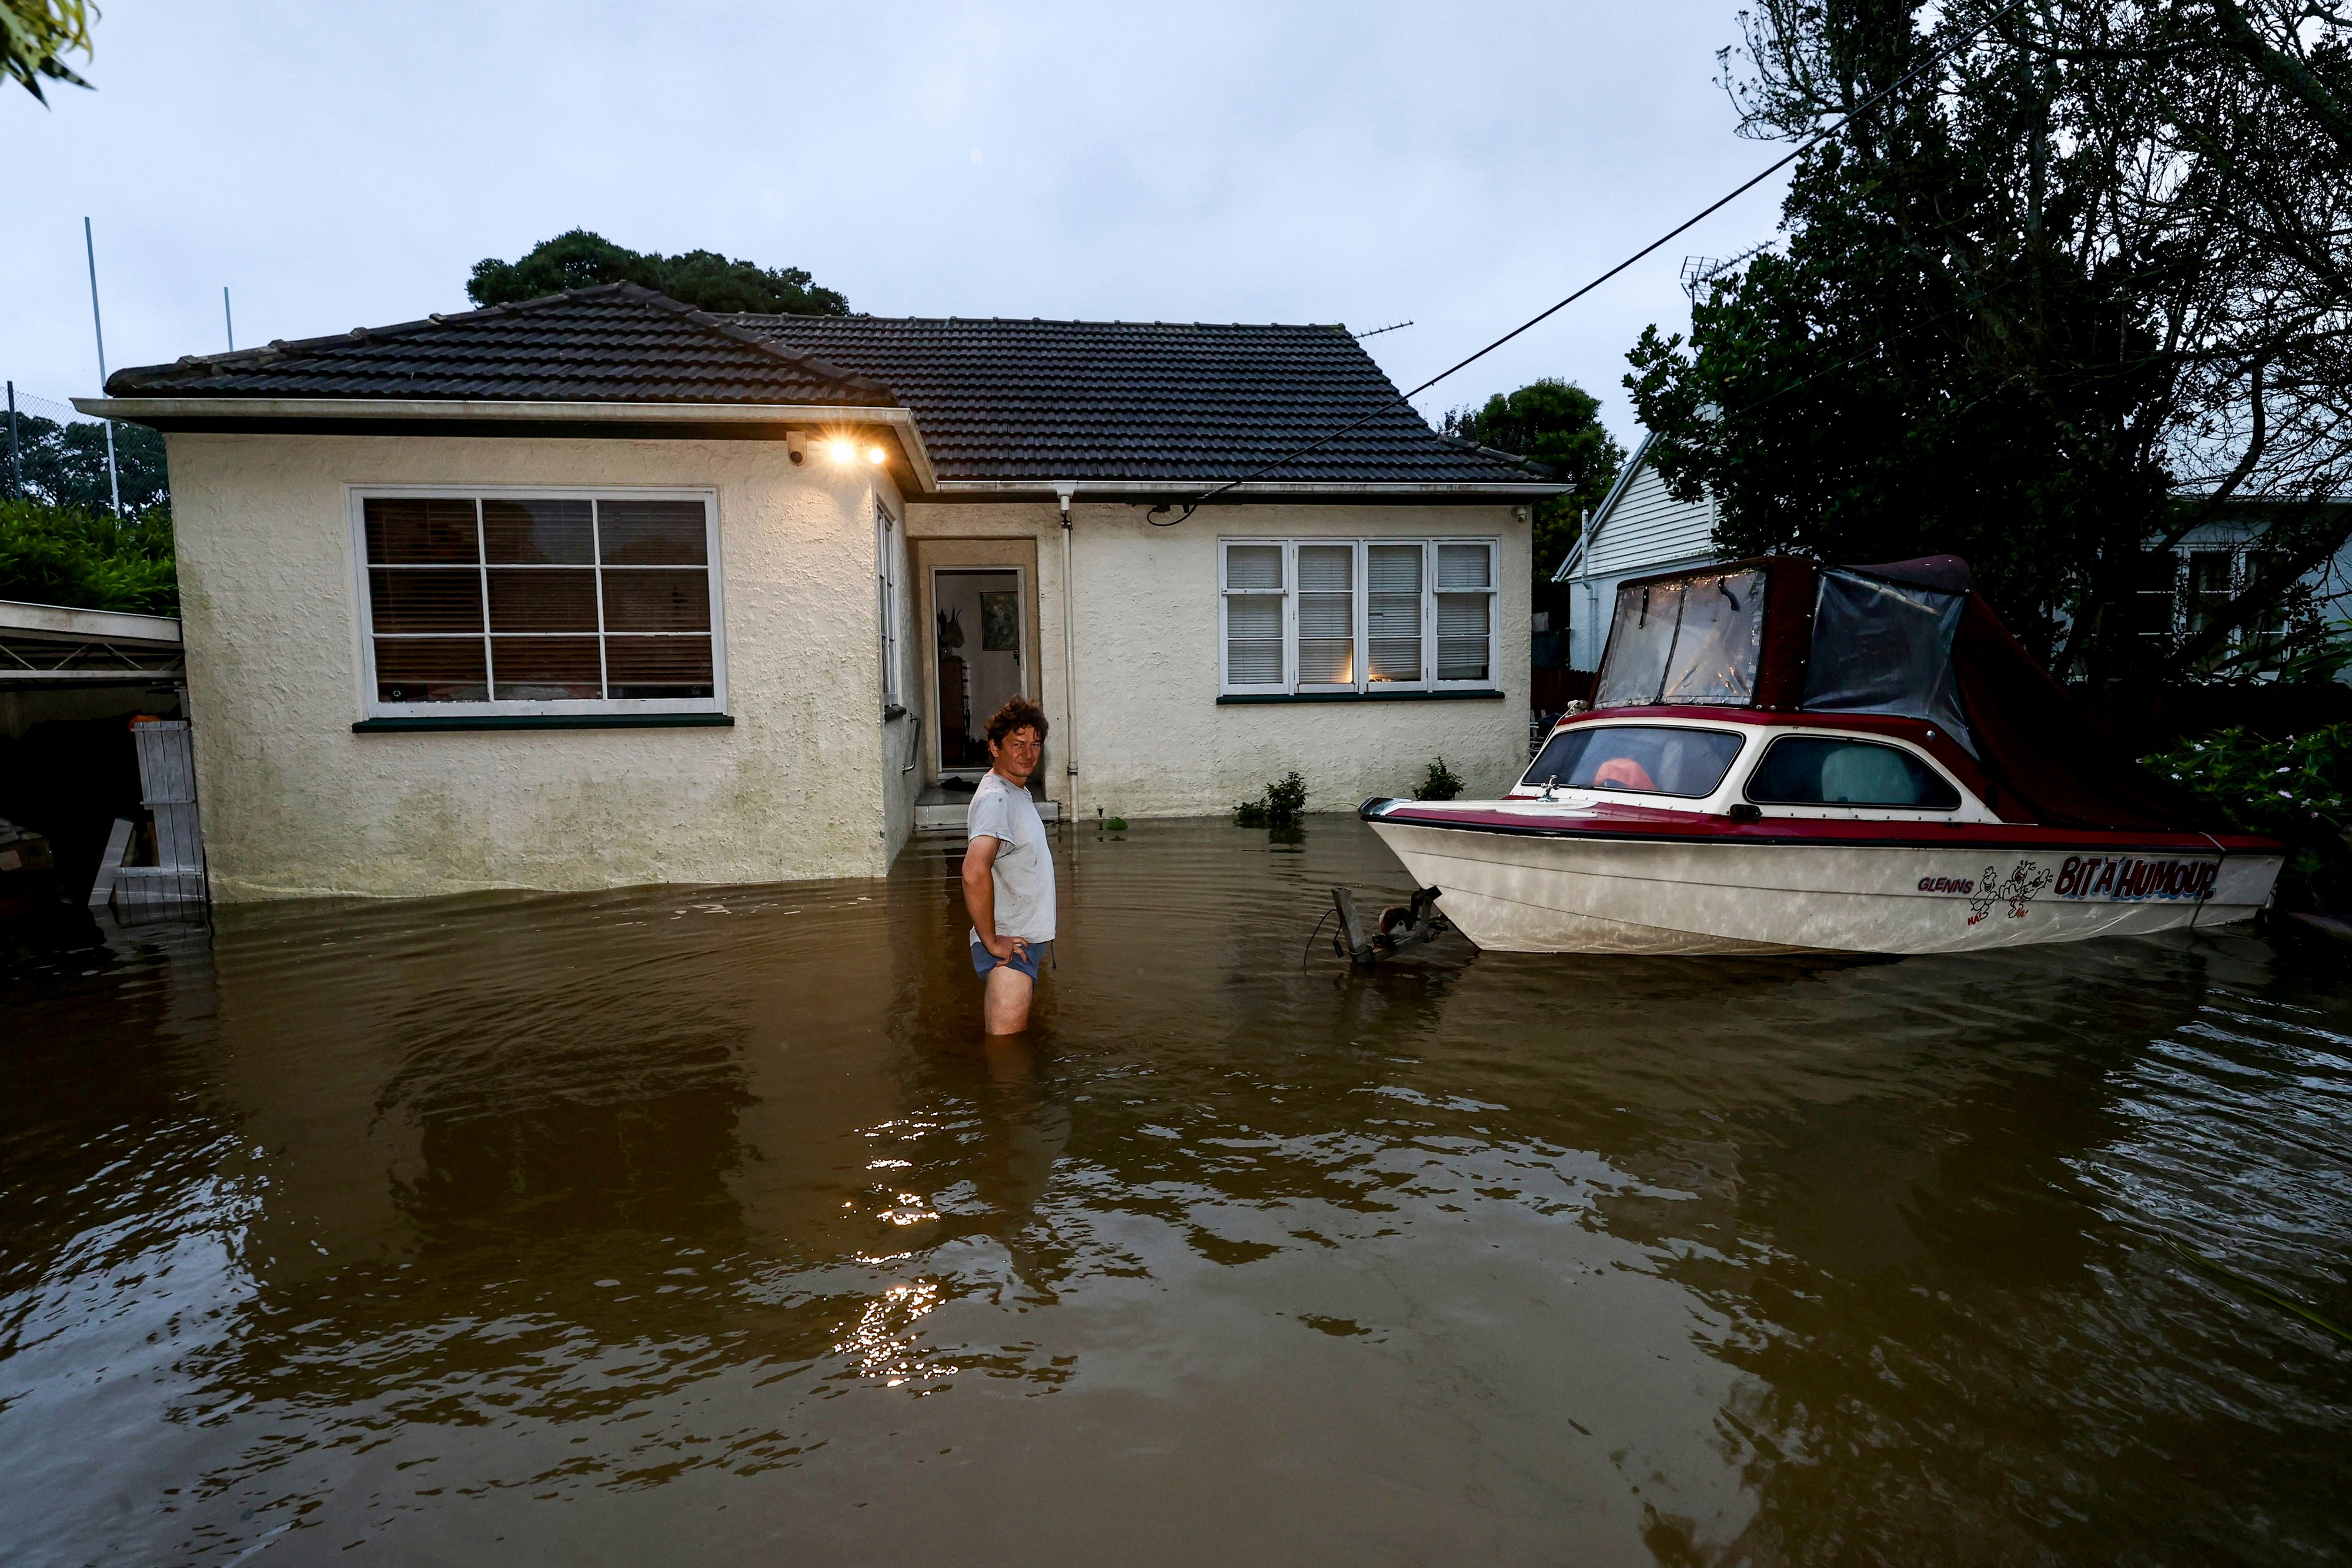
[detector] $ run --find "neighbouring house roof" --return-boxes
[1555,430,1717,584]
[729,313,1552,489]
[102,283,898,408]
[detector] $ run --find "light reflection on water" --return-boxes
[1,817,2347,1564]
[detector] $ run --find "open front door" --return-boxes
[931,567,1030,778]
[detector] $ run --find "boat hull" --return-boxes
[1366,818,2281,956]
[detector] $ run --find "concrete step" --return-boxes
[916,798,1060,834]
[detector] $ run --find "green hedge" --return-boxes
[0,500,177,616]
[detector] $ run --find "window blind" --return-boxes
[1219,537,1498,695]
[1297,544,1355,686]
[1435,543,1493,683]
[363,495,716,708]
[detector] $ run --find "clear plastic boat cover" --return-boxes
[1801,570,1975,753]
[1592,569,1766,708]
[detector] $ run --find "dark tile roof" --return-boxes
[104,283,896,408]
[731,313,1549,486]
[103,283,1552,490]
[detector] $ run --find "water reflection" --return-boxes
[1,820,2346,1564]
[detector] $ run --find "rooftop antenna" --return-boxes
[83,216,121,516]
[224,286,235,352]
[1679,242,1774,300]
[1356,319,1414,339]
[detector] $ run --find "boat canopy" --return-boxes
[1588,553,2224,833]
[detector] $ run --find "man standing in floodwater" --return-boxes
[961,698,1056,1035]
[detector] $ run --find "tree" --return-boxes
[0,499,175,614]
[5,413,166,513]
[1443,379,1625,588]
[467,229,852,316]
[1626,0,2352,680]
[4,0,91,103]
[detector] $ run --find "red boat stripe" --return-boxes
[1362,803,2277,857]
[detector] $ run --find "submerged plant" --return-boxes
[1414,757,1465,801]
[1234,770,1307,828]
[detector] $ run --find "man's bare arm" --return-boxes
[961,836,1021,959]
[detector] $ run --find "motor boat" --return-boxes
[1362,555,2282,955]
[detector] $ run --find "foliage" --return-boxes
[1412,757,1464,801]
[1442,379,1623,588]
[0,498,175,614]
[1628,0,2352,680]
[1234,770,1308,828]
[468,229,852,316]
[4,0,91,103]
[2141,724,2352,910]
[1104,817,1128,832]
[5,412,166,512]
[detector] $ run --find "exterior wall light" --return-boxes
[826,438,857,464]
[866,445,887,466]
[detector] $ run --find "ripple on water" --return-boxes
[0,817,2347,1564]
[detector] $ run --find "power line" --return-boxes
[1145,0,2028,527]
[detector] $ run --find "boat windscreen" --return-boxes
[1521,724,1746,798]
[1592,569,1767,708]
[1801,570,1975,751]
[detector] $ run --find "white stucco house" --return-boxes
[81,283,1559,901]
[1552,430,1719,671]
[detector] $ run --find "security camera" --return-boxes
[787,431,807,466]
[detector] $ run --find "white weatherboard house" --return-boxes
[1553,430,1719,672]
[82,284,1559,901]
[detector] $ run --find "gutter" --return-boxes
[0,597,182,649]
[936,478,1566,500]
[73,396,941,495]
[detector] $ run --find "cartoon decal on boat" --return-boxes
[1361,555,2283,956]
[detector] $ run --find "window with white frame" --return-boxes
[876,499,904,712]
[355,490,724,716]
[1220,537,1498,695]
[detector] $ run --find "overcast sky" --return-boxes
[5,1,1784,450]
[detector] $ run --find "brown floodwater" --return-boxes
[2,817,2348,1565]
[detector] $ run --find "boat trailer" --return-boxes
[1328,884,1451,966]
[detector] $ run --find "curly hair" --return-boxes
[984,697,1050,747]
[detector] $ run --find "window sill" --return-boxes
[1217,688,1505,706]
[353,714,736,733]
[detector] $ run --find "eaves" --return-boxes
[74,396,941,495]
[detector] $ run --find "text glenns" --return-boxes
[2053,856,2218,901]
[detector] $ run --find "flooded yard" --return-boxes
[2,816,2348,1564]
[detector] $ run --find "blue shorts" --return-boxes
[970,937,1045,982]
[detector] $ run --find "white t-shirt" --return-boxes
[968,771,1056,943]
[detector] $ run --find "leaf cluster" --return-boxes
[0,498,175,615]
[2142,722,2352,907]
[1443,379,1625,588]
[4,0,92,103]
[1629,0,2352,680]
[1412,757,1465,801]
[5,412,166,513]
[467,229,852,317]
[1234,770,1308,828]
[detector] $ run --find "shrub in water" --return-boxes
[1414,757,1464,801]
[1234,770,1308,828]
[2141,724,2352,911]
[1106,817,1128,831]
